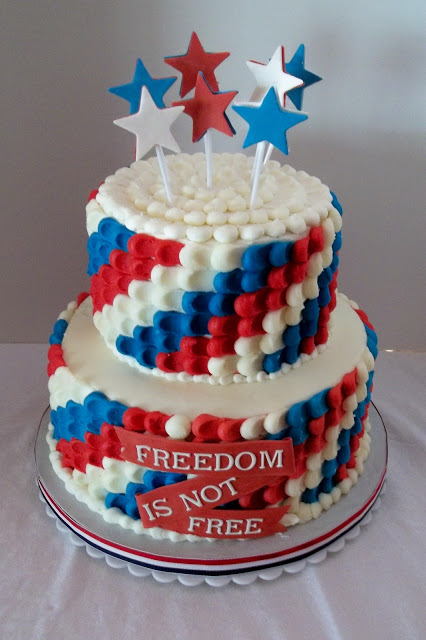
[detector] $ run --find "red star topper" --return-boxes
[165,31,230,97]
[173,72,237,142]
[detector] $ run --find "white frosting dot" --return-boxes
[264,412,285,434]
[213,225,238,243]
[183,211,206,226]
[147,201,166,217]
[240,416,265,440]
[239,224,263,241]
[186,226,213,242]
[165,415,191,440]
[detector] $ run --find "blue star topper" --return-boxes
[285,44,322,111]
[232,87,308,155]
[109,58,176,113]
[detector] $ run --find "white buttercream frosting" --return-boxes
[90,153,333,243]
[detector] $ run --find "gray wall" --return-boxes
[2,0,425,348]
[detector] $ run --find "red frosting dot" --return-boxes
[300,336,316,355]
[325,407,345,428]
[127,234,158,259]
[207,336,235,357]
[184,356,210,375]
[292,236,310,263]
[342,369,357,397]
[327,384,343,409]
[109,249,133,274]
[239,488,266,510]
[76,292,89,307]
[191,414,220,442]
[155,240,184,266]
[308,415,325,435]
[234,289,268,318]
[265,288,287,311]
[87,188,99,202]
[156,351,185,373]
[263,480,286,505]
[123,407,147,432]
[309,226,324,254]
[287,261,308,284]
[47,343,66,376]
[268,264,290,289]
[208,315,239,336]
[144,411,169,436]
[335,464,349,482]
[306,433,326,454]
[238,313,266,337]
[180,336,209,356]
[217,418,243,442]
[314,327,328,345]
[130,258,154,280]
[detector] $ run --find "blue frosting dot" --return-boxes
[286,401,309,444]
[308,390,330,419]
[86,217,135,275]
[322,458,338,478]
[318,286,331,308]
[49,318,68,345]
[337,444,351,465]
[330,252,340,273]
[116,335,134,356]
[338,429,351,446]
[136,347,158,368]
[182,291,213,314]
[331,191,343,216]
[241,269,268,293]
[213,269,243,294]
[332,231,342,252]
[281,345,299,365]
[283,325,301,347]
[269,241,293,267]
[242,243,272,270]
[351,417,363,436]
[209,293,237,316]
[143,470,186,491]
[263,351,282,374]
[319,476,334,494]
[301,487,319,504]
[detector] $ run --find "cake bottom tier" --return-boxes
[46,293,378,542]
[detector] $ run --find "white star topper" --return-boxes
[247,45,304,106]
[114,86,184,160]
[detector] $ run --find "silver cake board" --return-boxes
[35,405,387,586]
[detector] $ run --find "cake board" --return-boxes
[35,405,387,586]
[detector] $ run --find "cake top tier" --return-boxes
[93,153,332,244]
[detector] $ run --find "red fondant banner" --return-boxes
[135,473,289,538]
[114,429,295,539]
[114,429,295,476]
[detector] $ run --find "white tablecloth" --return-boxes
[1,347,425,640]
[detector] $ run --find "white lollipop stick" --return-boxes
[155,145,173,205]
[263,143,274,165]
[250,140,266,208]
[251,143,263,180]
[204,128,213,188]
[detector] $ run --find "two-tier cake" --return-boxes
[46,152,378,541]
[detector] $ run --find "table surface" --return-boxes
[1,346,425,640]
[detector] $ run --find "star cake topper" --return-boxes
[285,44,322,110]
[113,86,184,160]
[173,72,237,142]
[109,58,176,113]
[246,45,304,106]
[232,86,308,155]
[165,31,230,98]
